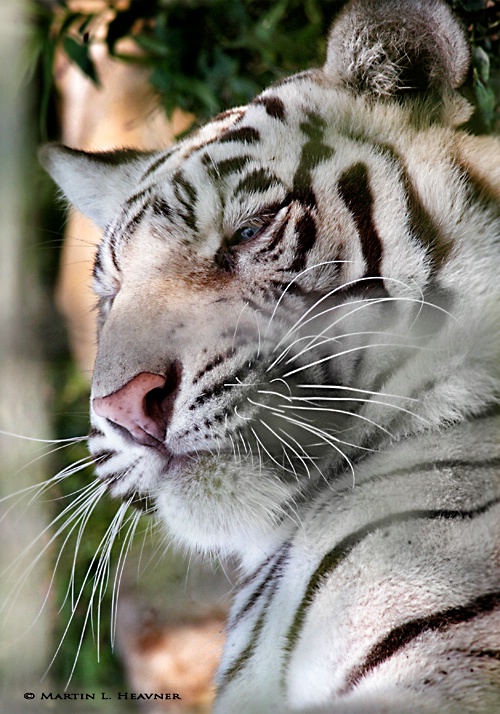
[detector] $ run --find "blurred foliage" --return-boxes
[30,0,500,135]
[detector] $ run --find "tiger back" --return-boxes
[40,0,500,711]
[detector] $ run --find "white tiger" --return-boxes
[40,0,500,711]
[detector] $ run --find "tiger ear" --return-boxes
[38,144,154,229]
[324,0,471,119]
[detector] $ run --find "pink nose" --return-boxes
[92,369,180,447]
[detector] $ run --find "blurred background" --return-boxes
[0,1,498,712]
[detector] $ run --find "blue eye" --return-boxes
[231,224,261,245]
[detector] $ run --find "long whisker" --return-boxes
[283,329,411,366]
[110,509,142,649]
[277,403,396,437]
[249,426,299,478]
[0,457,94,522]
[280,340,439,381]
[247,396,285,415]
[269,273,455,357]
[265,260,352,336]
[259,420,312,479]
[1,476,105,580]
[1,480,107,637]
[296,383,419,401]
[271,412,357,485]
[46,499,133,687]
[0,429,87,445]
[284,395,430,426]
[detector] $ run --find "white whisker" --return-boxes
[280,340,438,380]
[297,383,419,401]
[272,412,357,485]
[110,508,142,648]
[0,429,87,445]
[265,260,352,334]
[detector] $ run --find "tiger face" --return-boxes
[40,0,500,566]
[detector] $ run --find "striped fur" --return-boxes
[40,0,500,711]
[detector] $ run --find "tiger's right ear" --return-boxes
[38,144,154,230]
[323,0,471,123]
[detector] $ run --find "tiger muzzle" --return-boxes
[92,363,182,449]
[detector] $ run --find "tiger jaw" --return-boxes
[89,414,304,556]
[89,392,328,502]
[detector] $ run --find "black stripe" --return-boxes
[151,197,172,220]
[193,350,235,385]
[172,172,198,231]
[311,455,500,521]
[361,457,500,486]
[229,546,289,629]
[257,209,291,255]
[293,114,334,202]
[91,450,115,466]
[107,233,120,272]
[173,172,197,204]
[218,546,290,690]
[219,127,260,145]
[403,168,452,267]
[234,169,282,197]
[456,161,500,217]
[218,588,276,690]
[125,187,151,207]
[341,591,500,694]
[122,205,147,238]
[205,154,253,181]
[289,211,317,272]
[282,497,500,673]
[237,554,274,590]
[253,96,286,122]
[376,141,451,268]
[213,108,246,124]
[339,134,450,269]
[464,649,500,661]
[92,249,104,281]
[272,70,317,88]
[141,150,175,181]
[276,111,335,273]
[338,163,384,281]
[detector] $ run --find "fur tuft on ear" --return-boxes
[324,0,470,111]
[38,144,154,229]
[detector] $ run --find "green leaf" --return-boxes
[473,46,490,85]
[107,0,159,53]
[62,36,100,85]
[454,0,485,11]
[134,33,171,58]
[58,11,85,37]
[474,70,495,130]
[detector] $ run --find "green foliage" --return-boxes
[32,0,500,136]
[450,0,500,132]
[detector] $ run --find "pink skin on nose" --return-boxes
[93,372,167,446]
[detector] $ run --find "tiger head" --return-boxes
[40,0,500,566]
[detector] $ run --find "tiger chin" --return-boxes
[40,0,500,712]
